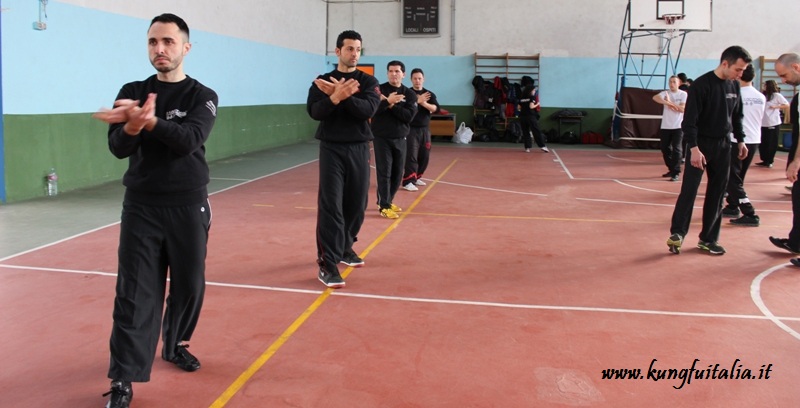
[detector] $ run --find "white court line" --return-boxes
[576,197,792,213]
[606,154,648,163]
[3,262,799,323]
[551,149,574,179]
[750,264,800,340]
[431,180,547,197]
[0,160,319,264]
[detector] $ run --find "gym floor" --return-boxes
[1,140,798,407]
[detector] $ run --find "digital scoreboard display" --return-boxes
[402,0,439,37]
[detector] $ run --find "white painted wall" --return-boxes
[55,0,328,54]
[325,0,800,58]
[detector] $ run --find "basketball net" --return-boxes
[663,14,684,39]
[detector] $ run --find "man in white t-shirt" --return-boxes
[652,75,688,181]
[722,64,765,226]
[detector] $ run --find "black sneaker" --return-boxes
[755,162,773,168]
[721,206,740,218]
[166,344,201,372]
[340,250,365,267]
[667,233,683,254]
[103,380,132,408]
[769,236,800,254]
[730,214,759,227]
[697,240,726,255]
[662,171,673,177]
[790,258,800,267]
[669,174,680,182]
[318,265,345,288]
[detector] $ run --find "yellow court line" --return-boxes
[209,159,458,407]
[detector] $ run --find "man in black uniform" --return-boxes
[307,31,380,288]
[93,13,218,408]
[768,53,800,264]
[402,68,440,190]
[518,78,548,153]
[373,60,418,216]
[666,45,750,255]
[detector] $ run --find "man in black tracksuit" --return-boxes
[307,31,380,288]
[403,68,440,189]
[93,14,218,408]
[371,60,418,218]
[667,46,751,256]
[768,53,800,263]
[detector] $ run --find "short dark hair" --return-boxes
[411,68,424,77]
[336,30,362,49]
[387,60,405,73]
[677,73,688,82]
[150,13,190,40]
[741,64,755,82]
[720,45,752,66]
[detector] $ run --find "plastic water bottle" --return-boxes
[46,168,58,197]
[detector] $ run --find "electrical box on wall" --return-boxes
[33,21,47,30]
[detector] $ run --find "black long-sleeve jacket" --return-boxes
[307,69,381,143]
[107,75,218,206]
[681,70,745,149]
[370,83,418,139]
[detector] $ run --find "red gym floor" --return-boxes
[1,143,798,407]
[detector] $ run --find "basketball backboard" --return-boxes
[629,0,712,31]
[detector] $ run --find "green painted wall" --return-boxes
[2,104,316,202]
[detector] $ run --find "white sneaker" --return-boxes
[402,183,419,191]
[415,179,426,186]
[541,147,549,153]
[524,148,531,153]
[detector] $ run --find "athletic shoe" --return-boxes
[165,344,201,372]
[340,250,365,267]
[790,258,800,267]
[786,185,793,192]
[755,162,773,168]
[721,206,740,218]
[524,148,531,153]
[390,203,403,212]
[402,183,418,192]
[318,265,345,288]
[666,233,683,254]
[415,179,427,186]
[103,380,132,408]
[380,208,399,219]
[669,174,679,182]
[769,236,800,254]
[662,172,673,177]
[697,240,726,255]
[541,147,549,153]
[730,214,759,227]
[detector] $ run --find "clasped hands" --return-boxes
[93,93,157,136]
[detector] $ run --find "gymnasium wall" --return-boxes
[0,0,327,202]
[2,0,798,202]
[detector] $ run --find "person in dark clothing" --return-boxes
[307,30,381,288]
[518,78,549,153]
[722,64,765,226]
[372,60,418,215]
[92,13,218,408]
[666,45,751,256]
[768,53,800,265]
[402,68,440,189]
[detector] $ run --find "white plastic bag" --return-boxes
[453,122,473,144]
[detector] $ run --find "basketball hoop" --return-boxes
[662,14,685,25]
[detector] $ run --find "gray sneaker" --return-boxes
[697,240,726,255]
[729,214,759,227]
[318,265,345,288]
